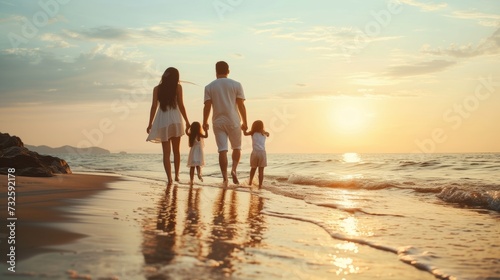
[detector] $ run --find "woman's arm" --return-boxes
[176,84,190,129]
[147,87,159,133]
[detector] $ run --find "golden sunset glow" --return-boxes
[0,1,498,154]
[332,106,369,134]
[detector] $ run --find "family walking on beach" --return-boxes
[146,61,269,188]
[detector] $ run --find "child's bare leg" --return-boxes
[196,166,203,182]
[258,167,265,188]
[189,167,195,184]
[249,167,257,185]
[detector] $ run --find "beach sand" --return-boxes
[0,174,436,279]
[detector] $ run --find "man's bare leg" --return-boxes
[219,150,228,183]
[231,149,241,184]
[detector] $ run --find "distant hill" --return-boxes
[25,144,111,155]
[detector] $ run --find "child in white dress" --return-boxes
[243,120,270,188]
[186,122,208,184]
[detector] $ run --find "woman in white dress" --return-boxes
[146,67,190,184]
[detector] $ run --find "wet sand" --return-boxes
[0,173,121,261]
[0,174,435,279]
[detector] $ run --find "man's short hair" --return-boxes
[216,61,229,75]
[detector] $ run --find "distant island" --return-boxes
[25,145,111,155]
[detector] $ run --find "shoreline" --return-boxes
[0,172,438,279]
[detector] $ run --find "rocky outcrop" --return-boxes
[0,132,72,177]
[0,133,23,149]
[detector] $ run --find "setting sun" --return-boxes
[331,105,370,134]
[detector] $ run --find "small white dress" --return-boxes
[187,138,205,167]
[146,105,184,143]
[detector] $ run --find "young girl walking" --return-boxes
[243,120,270,188]
[186,122,208,184]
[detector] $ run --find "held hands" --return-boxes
[241,123,248,132]
[203,123,210,131]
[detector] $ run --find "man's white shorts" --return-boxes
[213,123,242,152]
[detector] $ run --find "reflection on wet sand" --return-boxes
[245,192,265,248]
[181,186,203,258]
[143,185,178,265]
[142,185,266,278]
[207,189,240,274]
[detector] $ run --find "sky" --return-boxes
[0,0,499,154]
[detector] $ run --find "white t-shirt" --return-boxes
[252,133,266,151]
[204,78,245,127]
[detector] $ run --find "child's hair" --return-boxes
[188,122,203,147]
[247,120,266,136]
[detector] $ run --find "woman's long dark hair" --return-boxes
[188,122,202,147]
[158,67,179,111]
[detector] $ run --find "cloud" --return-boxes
[383,59,456,77]
[421,27,500,58]
[266,88,413,100]
[0,15,23,23]
[231,53,244,59]
[257,18,302,27]
[40,33,73,48]
[449,11,500,27]
[0,47,158,108]
[254,23,400,58]
[72,26,131,40]
[400,0,447,11]
[0,1,15,6]
[60,22,210,45]
[349,72,399,86]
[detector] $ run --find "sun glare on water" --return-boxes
[342,152,361,163]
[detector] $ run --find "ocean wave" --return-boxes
[407,187,442,194]
[282,174,500,213]
[397,246,456,280]
[437,186,500,212]
[398,160,440,167]
[286,174,397,190]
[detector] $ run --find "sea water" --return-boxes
[62,152,500,279]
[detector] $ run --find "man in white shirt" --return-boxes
[203,61,248,184]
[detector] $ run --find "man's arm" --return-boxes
[203,100,212,131]
[202,127,209,138]
[236,98,248,131]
